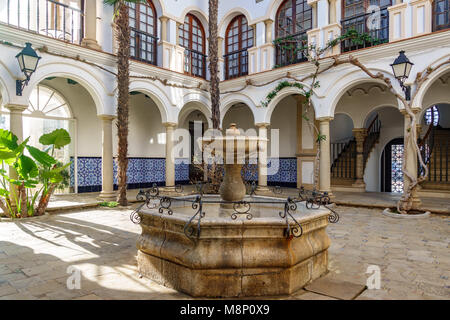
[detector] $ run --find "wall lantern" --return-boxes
[16,42,41,96]
[390,50,414,101]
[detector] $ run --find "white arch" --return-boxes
[129,80,172,123]
[149,0,165,17]
[327,71,396,117]
[23,61,109,115]
[178,7,209,33]
[220,93,260,124]
[266,0,288,21]
[178,92,213,128]
[361,104,400,128]
[414,55,450,109]
[333,111,355,128]
[263,85,318,123]
[218,8,253,39]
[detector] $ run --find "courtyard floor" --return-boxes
[0,204,448,300]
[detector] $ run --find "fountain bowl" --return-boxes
[136,195,331,297]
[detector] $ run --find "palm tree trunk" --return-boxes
[116,2,130,206]
[208,0,220,129]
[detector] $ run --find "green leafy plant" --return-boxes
[0,128,71,218]
[99,201,119,208]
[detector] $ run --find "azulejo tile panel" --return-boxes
[70,157,191,192]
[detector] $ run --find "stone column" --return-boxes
[264,20,273,44]
[98,115,116,201]
[164,123,177,190]
[5,104,27,203]
[401,110,421,208]
[318,117,333,195]
[160,16,168,42]
[256,123,270,192]
[352,128,367,188]
[81,0,101,50]
[329,0,337,24]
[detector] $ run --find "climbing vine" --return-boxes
[257,29,378,189]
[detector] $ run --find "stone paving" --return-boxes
[39,187,450,216]
[0,205,449,300]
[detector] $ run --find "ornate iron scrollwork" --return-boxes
[279,197,303,239]
[184,196,205,239]
[131,183,339,238]
[231,201,252,220]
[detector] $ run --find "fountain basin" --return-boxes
[136,196,331,297]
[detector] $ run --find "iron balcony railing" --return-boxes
[130,28,158,66]
[184,48,207,79]
[274,32,308,68]
[341,8,389,53]
[224,48,249,80]
[420,127,449,184]
[1,0,84,44]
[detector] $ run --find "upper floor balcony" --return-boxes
[0,0,84,44]
[0,0,449,82]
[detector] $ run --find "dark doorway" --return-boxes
[189,121,205,181]
[381,137,404,192]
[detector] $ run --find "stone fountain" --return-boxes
[135,124,333,297]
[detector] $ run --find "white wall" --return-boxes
[330,113,354,143]
[124,93,166,158]
[270,96,297,157]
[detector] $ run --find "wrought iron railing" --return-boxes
[274,32,308,68]
[363,115,381,169]
[184,49,207,79]
[1,0,84,44]
[331,138,357,179]
[341,8,389,53]
[130,184,339,240]
[224,48,249,80]
[130,28,158,65]
[420,128,449,184]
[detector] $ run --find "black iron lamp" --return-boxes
[390,50,414,101]
[16,42,41,96]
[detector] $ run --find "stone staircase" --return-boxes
[331,115,381,187]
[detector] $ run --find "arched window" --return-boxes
[433,0,450,31]
[129,1,157,65]
[275,0,312,67]
[27,85,71,119]
[179,14,206,78]
[425,106,440,126]
[341,0,391,52]
[224,15,254,80]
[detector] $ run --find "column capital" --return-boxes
[163,122,177,128]
[352,128,368,139]
[255,122,270,129]
[317,116,333,123]
[159,15,169,23]
[4,104,28,113]
[400,107,421,116]
[98,114,116,121]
